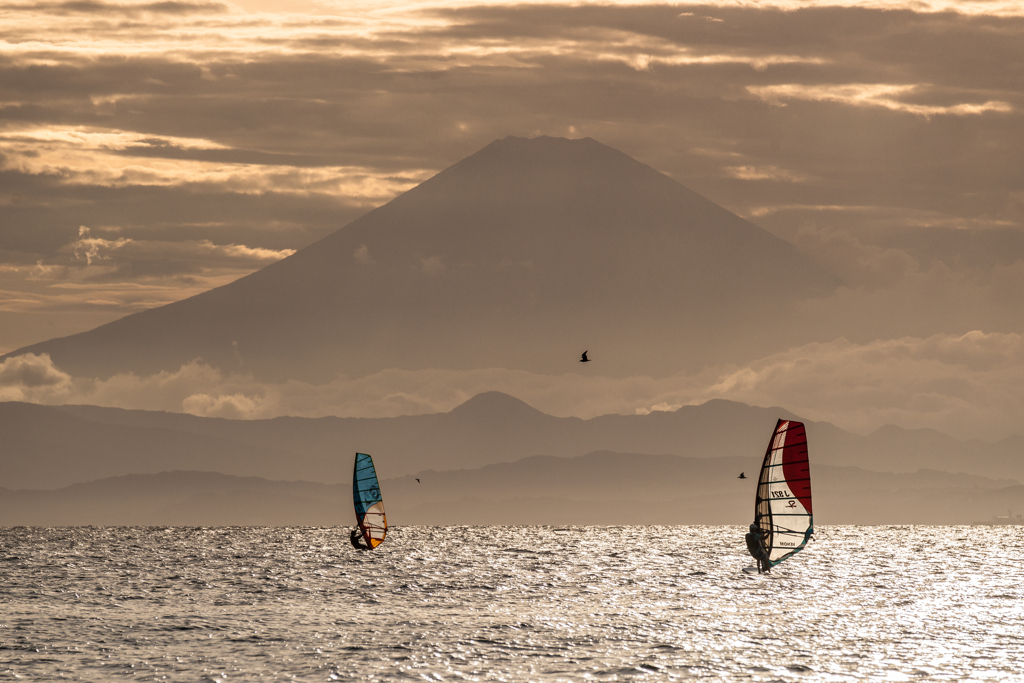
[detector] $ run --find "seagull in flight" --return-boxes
[415,478,420,483]
[737,472,747,479]
[579,351,591,363]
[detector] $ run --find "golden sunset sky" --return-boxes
[1,0,1022,438]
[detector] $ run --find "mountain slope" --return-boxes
[4,136,839,381]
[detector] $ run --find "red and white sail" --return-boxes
[755,419,813,567]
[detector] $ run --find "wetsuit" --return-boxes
[350,528,369,550]
[745,523,771,573]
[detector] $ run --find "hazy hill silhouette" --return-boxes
[0,401,282,489]
[4,394,789,488]
[3,136,839,380]
[383,453,1021,525]
[4,393,1023,492]
[1,458,1019,526]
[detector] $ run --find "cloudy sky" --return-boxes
[2,0,1023,439]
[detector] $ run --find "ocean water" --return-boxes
[1,526,1022,681]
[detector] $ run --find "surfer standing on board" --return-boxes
[745,523,771,573]
[350,528,370,551]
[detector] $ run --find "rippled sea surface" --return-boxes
[2,526,1022,681]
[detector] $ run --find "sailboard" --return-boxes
[353,452,387,549]
[753,419,813,568]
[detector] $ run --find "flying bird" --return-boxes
[737,472,747,479]
[415,478,420,483]
[579,351,591,363]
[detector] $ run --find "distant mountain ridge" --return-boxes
[2,393,1022,493]
[382,451,1022,525]
[2,136,839,380]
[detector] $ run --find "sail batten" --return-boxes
[353,452,387,549]
[754,419,813,567]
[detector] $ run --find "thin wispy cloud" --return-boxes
[0,127,432,196]
[0,227,295,324]
[66,227,295,270]
[748,83,1013,118]
[312,0,1024,18]
[724,165,810,183]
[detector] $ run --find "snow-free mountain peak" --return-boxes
[4,136,839,381]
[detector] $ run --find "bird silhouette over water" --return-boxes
[738,472,747,479]
[579,351,591,363]
[415,478,420,483]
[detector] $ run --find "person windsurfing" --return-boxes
[350,527,370,551]
[745,523,771,574]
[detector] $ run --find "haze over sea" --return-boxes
[2,526,1021,681]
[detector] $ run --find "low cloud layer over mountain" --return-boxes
[4,327,1024,439]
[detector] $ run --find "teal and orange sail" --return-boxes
[754,419,813,568]
[353,452,387,549]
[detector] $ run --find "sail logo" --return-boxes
[786,500,797,508]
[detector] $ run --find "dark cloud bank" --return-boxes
[2,2,1021,288]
